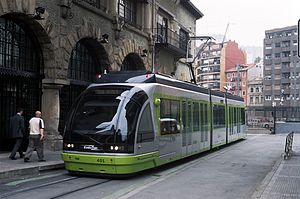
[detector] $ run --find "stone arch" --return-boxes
[0,0,58,80]
[62,17,110,76]
[112,39,151,71]
[121,53,145,71]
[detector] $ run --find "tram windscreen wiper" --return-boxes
[73,130,103,146]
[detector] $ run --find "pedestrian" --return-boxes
[9,108,25,160]
[24,111,46,162]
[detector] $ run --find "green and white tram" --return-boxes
[61,71,246,175]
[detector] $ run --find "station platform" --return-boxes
[0,150,64,180]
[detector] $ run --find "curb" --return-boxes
[0,162,65,180]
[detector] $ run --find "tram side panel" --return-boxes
[152,85,211,164]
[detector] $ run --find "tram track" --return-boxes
[0,174,111,199]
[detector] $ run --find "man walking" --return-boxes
[9,108,25,160]
[24,111,46,162]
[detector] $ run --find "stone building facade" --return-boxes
[0,0,202,151]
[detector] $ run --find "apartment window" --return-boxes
[250,87,254,92]
[275,42,281,48]
[282,41,290,47]
[250,97,253,104]
[157,14,168,43]
[255,97,259,103]
[256,87,259,92]
[293,51,297,56]
[265,95,271,101]
[282,62,290,68]
[261,96,264,103]
[274,53,280,58]
[293,40,298,46]
[118,0,137,26]
[179,29,189,51]
[282,51,291,57]
[242,91,245,96]
[265,54,271,59]
[265,43,272,49]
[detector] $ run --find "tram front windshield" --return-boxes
[64,86,148,153]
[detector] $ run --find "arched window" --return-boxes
[121,53,145,71]
[0,17,42,150]
[59,38,108,133]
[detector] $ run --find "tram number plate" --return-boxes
[97,158,105,163]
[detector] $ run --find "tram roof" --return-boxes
[96,71,244,102]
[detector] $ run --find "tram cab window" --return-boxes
[160,99,180,135]
[137,104,154,143]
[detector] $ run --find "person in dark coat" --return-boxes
[9,108,25,160]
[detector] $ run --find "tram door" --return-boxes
[135,103,156,155]
[182,100,193,155]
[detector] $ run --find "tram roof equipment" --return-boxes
[95,71,244,102]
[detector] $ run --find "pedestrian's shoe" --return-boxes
[19,153,24,158]
[9,157,17,160]
[24,158,29,162]
[38,159,46,162]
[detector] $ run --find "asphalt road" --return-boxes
[0,134,287,199]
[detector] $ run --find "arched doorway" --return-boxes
[59,38,109,133]
[121,53,145,71]
[0,17,43,150]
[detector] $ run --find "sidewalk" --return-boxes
[0,150,64,180]
[253,134,300,199]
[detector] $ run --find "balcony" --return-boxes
[74,0,107,12]
[155,27,188,57]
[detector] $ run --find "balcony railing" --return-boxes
[74,0,107,11]
[155,27,188,53]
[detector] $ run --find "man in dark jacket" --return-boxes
[9,108,25,160]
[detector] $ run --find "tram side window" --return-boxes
[160,99,180,135]
[137,104,154,143]
[204,104,208,141]
[213,105,225,128]
[234,107,237,126]
[241,108,245,125]
[193,102,200,131]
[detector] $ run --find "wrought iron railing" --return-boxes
[74,0,107,11]
[155,27,188,52]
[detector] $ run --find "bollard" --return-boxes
[284,132,294,160]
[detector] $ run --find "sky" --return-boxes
[190,0,300,47]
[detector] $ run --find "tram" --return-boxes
[61,71,246,175]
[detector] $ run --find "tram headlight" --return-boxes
[109,145,124,151]
[64,143,74,149]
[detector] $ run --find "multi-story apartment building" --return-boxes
[225,64,249,103]
[0,0,202,151]
[196,40,246,90]
[264,25,300,107]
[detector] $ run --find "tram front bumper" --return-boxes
[61,151,159,175]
